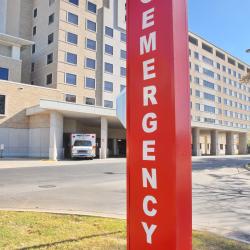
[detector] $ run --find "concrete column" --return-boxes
[100,117,108,159]
[113,139,119,156]
[12,46,21,60]
[192,127,201,156]
[239,133,248,155]
[211,130,219,155]
[226,132,235,155]
[49,112,64,160]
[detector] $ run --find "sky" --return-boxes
[188,0,250,65]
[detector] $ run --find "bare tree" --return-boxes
[241,72,250,83]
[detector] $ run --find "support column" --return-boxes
[239,133,248,155]
[49,112,64,160]
[192,127,201,156]
[113,139,119,156]
[226,132,235,155]
[211,130,219,155]
[100,117,108,159]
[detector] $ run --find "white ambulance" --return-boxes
[68,134,96,159]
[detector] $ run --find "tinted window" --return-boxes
[85,77,95,89]
[86,19,96,32]
[105,44,113,55]
[46,73,53,85]
[86,38,96,50]
[69,0,79,5]
[104,100,113,108]
[66,52,77,64]
[65,73,77,85]
[85,97,95,105]
[87,2,97,14]
[85,58,96,69]
[68,12,78,25]
[121,32,126,42]
[120,50,126,60]
[105,63,113,73]
[104,81,113,92]
[48,13,54,24]
[105,26,113,37]
[48,33,54,44]
[65,94,76,103]
[67,32,78,44]
[0,67,9,80]
[120,67,126,77]
[0,95,6,115]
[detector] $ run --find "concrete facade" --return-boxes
[0,0,249,159]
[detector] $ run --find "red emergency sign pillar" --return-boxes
[127,0,192,249]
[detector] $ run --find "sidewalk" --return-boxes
[0,158,126,169]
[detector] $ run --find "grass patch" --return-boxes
[0,211,249,250]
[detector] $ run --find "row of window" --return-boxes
[190,52,243,80]
[65,11,126,42]
[64,94,114,108]
[192,116,249,129]
[189,35,249,73]
[191,76,250,100]
[192,102,250,121]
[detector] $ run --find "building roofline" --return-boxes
[189,31,250,69]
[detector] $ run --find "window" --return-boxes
[204,93,215,101]
[194,77,199,84]
[217,63,220,69]
[85,58,96,69]
[65,73,77,85]
[46,73,53,85]
[202,56,213,66]
[195,90,200,97]
[33,26,37,36]
[86,38,96,50]
[0,95,6,115]
[194,52,199,59]
[104,100,113,108]
[65,94,76,103]
[120,85,126,92]
[195,103,200,111]
[85,77,95,89]
[0,67,9,80]
[121,32,126,42]
[204,105,215,113]
[202,43,213,54]
[31,63,35,72]
[33,8,37,18]
[86,19,96,32]
[48,13,54,25]
[49,0,55,6]
[238,63,245,71]
[120,50,126,60]
[85,97,95,105]
[203,80,215,89]
[87,1,97,14]
[189,36,198,46]
[32,44,36,54]
[48,33,54,44]
[195,64,199,72]
[47,53,53,64]
[216,51,225,60]
[67,32,78,44]
[120,67,126,77]
[105,63,113,73]
[105,26,113,37]
[105,44,113,55]
[69,0,79,6]
[66,52,77,65]
[67,12,78,25]
[228,57,235,66]
[104,81,113,92]
[203,68,214,78]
